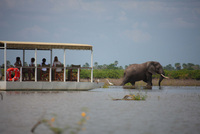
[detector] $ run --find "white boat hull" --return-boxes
[0,81,104,91]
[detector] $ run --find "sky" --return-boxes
[0,0,200,68]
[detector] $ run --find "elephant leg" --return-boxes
[143,78,147,83]
[143,76,151,85]
[130,81,135,86]
[146,75,153,86]
[146,81,152,86]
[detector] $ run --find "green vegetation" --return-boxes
[80,69,200,80]
[80,69,124,79]
[164,70,200,80]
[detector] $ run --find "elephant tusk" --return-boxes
[161,74,169,79]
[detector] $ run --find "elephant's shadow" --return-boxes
[123,85,152,89]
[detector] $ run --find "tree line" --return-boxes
[164,63,200,70]
[84,61,200,70]
[82,60,123,69]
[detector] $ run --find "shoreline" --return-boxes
[85,78,200,87]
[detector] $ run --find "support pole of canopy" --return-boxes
[35,49,37,82]
[22,49,25,82]
[50,49,52,82]
[4,43,6,81]
[91,49,93,83]
[23,49,25,66]
[64,49,66,82]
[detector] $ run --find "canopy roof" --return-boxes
[0,41,92,50]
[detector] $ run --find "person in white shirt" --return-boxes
[53,56,62,72]
[29,58,35,67]
[41,58,48,72]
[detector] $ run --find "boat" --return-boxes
[0,41,104,91]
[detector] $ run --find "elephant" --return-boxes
[121,61,168,88]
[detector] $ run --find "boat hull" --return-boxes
[0,81,104,91]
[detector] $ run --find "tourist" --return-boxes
[14,57,22,67]
[14,57,27,80]
[28,58,35,80]
[41,58,48,72]
[53,56,62,72]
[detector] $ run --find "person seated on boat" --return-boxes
[53,56,62,72]
[14,57,27,80]
[28,58,35,80]
[14,57,22,67]
[40,58,48,73]
[52,56,63,81]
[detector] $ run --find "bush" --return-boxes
[164,69,200,80]
[80,69,91,78]
[190,70,200,80]
[80,69,124,79]
[80,69,200,80]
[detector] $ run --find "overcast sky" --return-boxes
[0,0,200,67]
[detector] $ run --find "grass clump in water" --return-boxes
[110,92,147,101]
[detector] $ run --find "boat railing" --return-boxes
[1,66,92,82]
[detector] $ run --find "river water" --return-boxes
[0,86,200,134]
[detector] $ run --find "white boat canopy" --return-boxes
[0,41,92,50]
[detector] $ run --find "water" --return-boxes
[0,86,200,134]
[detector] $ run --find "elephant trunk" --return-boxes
[158,75,164,87]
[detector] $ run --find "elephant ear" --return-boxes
[148,63,156,75]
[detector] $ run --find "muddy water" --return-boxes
[0,87,200,134]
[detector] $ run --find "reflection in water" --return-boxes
[0,93,3,100]
[0,87,200,134]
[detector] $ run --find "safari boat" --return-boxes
[0,41,104,91]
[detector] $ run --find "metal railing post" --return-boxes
[35,49,37,82]
[64,49,66,82]
[91,50,93,83]
[49,49,52,82]
[20,67,22,82]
